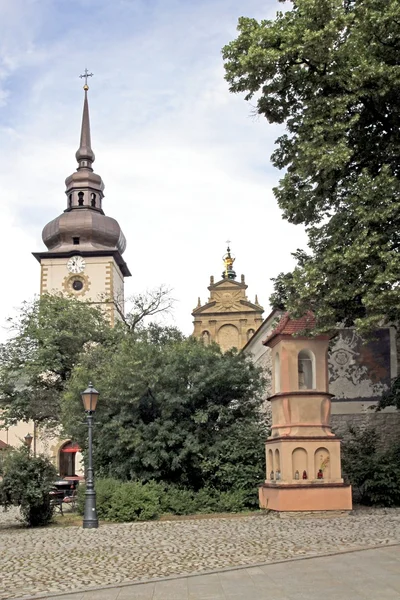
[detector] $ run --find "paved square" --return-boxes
[1,508,399,599]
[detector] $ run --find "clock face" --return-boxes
[67,256,86,274]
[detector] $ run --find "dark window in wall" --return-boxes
[68,194,72,208]
[91,193,96,207]
[73,237,80,245]
[78,192,84,206]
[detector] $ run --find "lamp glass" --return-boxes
[81,383,99,412]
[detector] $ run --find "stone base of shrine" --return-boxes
[259,482,352,512]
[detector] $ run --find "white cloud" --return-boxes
[0,0,308,340]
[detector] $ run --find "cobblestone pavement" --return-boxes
[1,507,400,600]
[41,546,400,600]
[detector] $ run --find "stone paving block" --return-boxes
[81,587,121,600]
[187,581,226,599]
[115,582,155,600]
[153,579,188,600]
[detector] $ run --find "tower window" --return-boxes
[72,279,83,291]
[73,237,80,245]
[91,193,96,207]
[78,192,84,206]
[68,194,72,208]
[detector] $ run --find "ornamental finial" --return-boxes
[79,68,93,91]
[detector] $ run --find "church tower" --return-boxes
[33,73,130,324]
[192,246,264,351]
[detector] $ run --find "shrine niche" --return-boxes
[258,312,352,512]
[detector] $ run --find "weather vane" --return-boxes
[79,68,93,90]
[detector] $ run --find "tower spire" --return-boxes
[76,69,95,170]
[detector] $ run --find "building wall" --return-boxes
[41,255,124,324]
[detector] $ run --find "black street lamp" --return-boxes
[81,382,100,529]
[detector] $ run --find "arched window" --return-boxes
[68,193,72,208]
[91,193,96,207]
[202,331,210,346]
[274,352,281,393]
[78,192,84,206]
[298,349,316,390]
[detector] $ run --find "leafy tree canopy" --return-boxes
[0,294,116,427]
[223,0,400,333]
[62,324,268,492]
[0,286,175,428]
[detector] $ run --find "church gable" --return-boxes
[192,246,264,351]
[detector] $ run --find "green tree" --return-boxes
[223,0,400,333]
[0,287,173,429]
[62,324,268,492]
[0,447,57,526]
[0,294,114,429]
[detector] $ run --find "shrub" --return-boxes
[107,481,161,522]
[77,478,121,518]
[0,448,57,527]
[79,478,257,522]
[341,426,400,507]
[160,485,196,515]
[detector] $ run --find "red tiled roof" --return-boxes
[0,440,9,450]
[263,311,316,346]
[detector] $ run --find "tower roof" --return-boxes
[41,73,127,258]
[75,87,95,168]
[263,311,326,346]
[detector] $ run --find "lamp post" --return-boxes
[24,433,33,453]
[81,382,100,529]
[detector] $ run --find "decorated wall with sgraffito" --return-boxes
[328,328,394,404]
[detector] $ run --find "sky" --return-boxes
[0,0,307,339]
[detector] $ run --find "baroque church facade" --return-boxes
[0,78,130,476]
[192,247,264,351]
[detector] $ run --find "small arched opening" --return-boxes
[267,449,274,479]
[314,447,331,479]
[78,192,84,206]
[298,349,316,390]
[292,447,307,480]
[274,449,281,479]
[202,331,210,346]
[91,193,96,207]
[68,193,72,208]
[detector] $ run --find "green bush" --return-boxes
[77,478,121,518]
[341,426,400,507]
[107,481,161,522]
[161,485,251,515]
[79,478,257,523]
[0,448,57,527]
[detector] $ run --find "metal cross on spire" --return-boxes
[79,68,93,90]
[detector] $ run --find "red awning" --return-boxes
[60,442,81,453]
